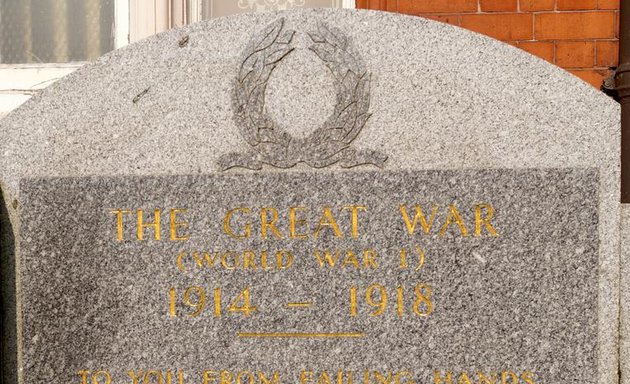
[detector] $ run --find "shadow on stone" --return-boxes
[0,187,16,384]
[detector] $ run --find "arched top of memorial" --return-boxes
[0,8,620,198]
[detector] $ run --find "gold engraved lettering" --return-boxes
[127,371,142,384]
[220,371,232,384]
[477,372,497,384]
[363,249,378,268]
[195,251,219,269]
[435,372,453,384]
[300,371,314,384]
[183,286,206,317]
[176,251,188,272]
[521,372,536,384]
[374,371,393,383]
[351,284,433,317]
[176,250,292,273]
[261,207,282,239]
[313,207,343,238]
[136,209,161,241]
[397,286,404,317]
[400,249,408,269]
[221,252,241,270]
[413,284,433,316]
[314,249,341,267]
[144,370,163,384]
[366,284,388,316]
[243,250,257,269]
[313,249,378,269]
[170,287,257,317]
[341,250,360,268]
[238,372,255,384]
[433,371,537,384]
[78,371,90,384]
[126,370,185,384]
[502,372,519,384]
[261,250,270,269]
[169,288,176,317]
[289,206,309,239]
[204,371,280,384]
[214,288,222,317]
[237,332,363,338]
[223,208,251,238]
[222,205,369,239]
[77,371,112,384]
[399,246,425,271]
[300,370,414,384]
[203,371,217,384]
[325,371,338,384]
[111,208,191,242]
[475,204,499,236]
[400,204,438,235]
[227,287,257,316]
[342,205,367,238]
[170,371,185,384]
[400,204,498,237]
[110,209,131,241]
[396,371,414,384]
[350,286,358,316]
[169,208,190,241]
[439,205,469,237]
[276,250,293,269]
[92,371,112,384]
[462,373,475,384]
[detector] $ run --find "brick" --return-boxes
[520,0,554,11]
[423,14,462,26]
[557,0,597,10]
[518,41,554,63]
[534,12,616,40]
[598,0,619,9]
[568,69,610,88]
[460,14,533,41]
[356,0,391,10]
[364,0,387,10]
[386,0,398,12]
[596,40,619,67]
[398,0,478,14]
[555,41,595,67]
[481,0,518,12]
[616,11,620,38]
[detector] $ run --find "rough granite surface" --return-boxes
[622,205,630,384]
[0,8,620,384]
[20,170,598,383]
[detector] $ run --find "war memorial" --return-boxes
[0,8,622,384]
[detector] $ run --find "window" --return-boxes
[0,0,116,64]
[204,0,351,18]
[0,0,355,117]
[129,0,353,42]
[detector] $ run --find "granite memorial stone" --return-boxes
[0,9,621,384]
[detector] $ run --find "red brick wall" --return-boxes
[356,0,619,89]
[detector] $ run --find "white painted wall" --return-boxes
[0,64,82,118]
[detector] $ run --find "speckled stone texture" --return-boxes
[0,8,620,384]
[622,205,630,384]
[20,170,597,383]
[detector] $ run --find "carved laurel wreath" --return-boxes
[218,18,387,170]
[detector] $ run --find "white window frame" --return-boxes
[0,0,356,118]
